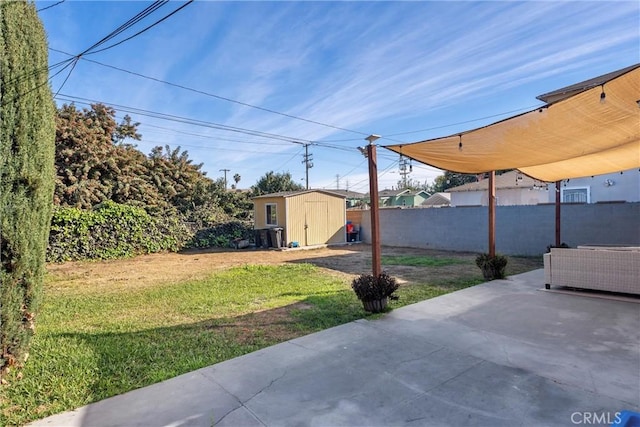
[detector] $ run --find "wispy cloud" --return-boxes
[40,0,639,189]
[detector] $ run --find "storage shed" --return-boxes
[253,190,346,247]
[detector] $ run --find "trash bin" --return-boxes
[254,229,262,247]
[259,229,270,248]
[269,227,283,249]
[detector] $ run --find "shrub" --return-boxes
[351,272,399,302]
[47,202,191,262]
[188,221,254,249]
[0,0,56,378]
[475,253,508,280]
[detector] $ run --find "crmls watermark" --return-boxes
[571,412,622,425]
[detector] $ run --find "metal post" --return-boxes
[488,170,496,257]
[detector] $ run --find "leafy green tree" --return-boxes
[0,0,56,377]
[54,103,162,210]
[396,177,430,192]
[113,114,141,146]
[232,173,241,190]
[429,170,514,192]
[251,171,304,196]
[429,171,478,192]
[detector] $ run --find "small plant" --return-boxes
[351,272,399,313]
[475,253,508,280]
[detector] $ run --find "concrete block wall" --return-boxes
[358,203,639,256]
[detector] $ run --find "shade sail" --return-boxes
[384,64,640,182]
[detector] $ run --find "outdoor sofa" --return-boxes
[544,246,640,296]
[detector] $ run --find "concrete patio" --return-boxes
[31,269,639,427]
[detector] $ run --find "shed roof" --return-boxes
[252,189,346,200]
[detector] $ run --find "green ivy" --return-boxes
[47,201,191,262]
[189,221,254,249]
[48,203,256,261]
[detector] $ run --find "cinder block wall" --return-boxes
[358,203,639,256]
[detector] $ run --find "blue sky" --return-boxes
[36,1,639,193]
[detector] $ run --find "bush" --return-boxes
[189,221,254,249]
[0,0,56,378]
[351,272,399,302]
[47,202,191,262]
[475,253,508,280]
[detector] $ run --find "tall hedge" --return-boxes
[47,202,190,262]
[0,1,56,377]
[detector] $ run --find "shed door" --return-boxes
[304,201,328,246]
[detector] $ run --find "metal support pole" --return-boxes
[488,170,496,257]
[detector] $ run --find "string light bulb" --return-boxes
[600,85,606,104]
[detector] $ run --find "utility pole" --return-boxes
[219,169,230,190]
[363,135,381,277]
[399,155,411,189]
[302,144,313,190]
[336,174,340,189]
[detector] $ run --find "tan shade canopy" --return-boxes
[384,64,640,182]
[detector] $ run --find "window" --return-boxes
[266,204,277,225]
[562,187,590,203]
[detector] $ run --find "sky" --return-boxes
[36,0,639,193]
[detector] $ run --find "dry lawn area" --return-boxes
[46,243,542,292]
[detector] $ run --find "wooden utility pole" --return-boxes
[555,180,561,246]
[488,170,496,257]
[366,135,382,276]
[219,169,230,190]
[302,144,313,190]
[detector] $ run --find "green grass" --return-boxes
[381,255,467,267]
[0,256,538,426]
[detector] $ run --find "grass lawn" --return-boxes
[0,252,542,426]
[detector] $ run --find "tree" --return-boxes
[251,171,304,196]
[0,1,56,378]
[113,114,142,147]
[396,177,430,193]
[54,103,159,209]
[429,171,478,192]
[232,173,241,190]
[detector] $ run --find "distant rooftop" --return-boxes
[252,189,347,199]
[447,170,544,192]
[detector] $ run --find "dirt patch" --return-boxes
[46,244,542,293]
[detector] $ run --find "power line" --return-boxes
[87,1,194,56]
[37,0,66,13]
[56,93,313,145]
[55,94,363,155]
[49,1,193,96]
[48,47,369,137]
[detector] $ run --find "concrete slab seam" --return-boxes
[215,369,289,426]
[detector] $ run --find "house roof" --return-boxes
[447,170,543,192]
[327,189,366,199]
[252,189,346,199]
[377,189,430,198]
[378,189,408,198]
[421,192,451,207]
[383,64,640,182]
